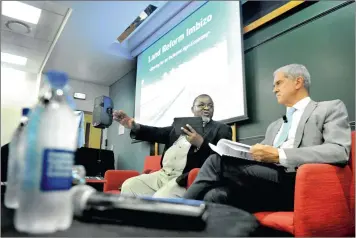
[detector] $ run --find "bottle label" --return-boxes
[40,149,74,191]
[23,106,44,190]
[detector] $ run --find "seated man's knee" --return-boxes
[205,154,221,168]
[153,180,185,198]
[203,187,229,204]
[121,177,138,193]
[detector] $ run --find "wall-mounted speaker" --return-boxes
[93,96,113,129]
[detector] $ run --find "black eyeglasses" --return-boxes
[194,104,214,109]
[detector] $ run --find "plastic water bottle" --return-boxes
[72,165,86,185]
[15,71,78,234]
[4,108,31,209]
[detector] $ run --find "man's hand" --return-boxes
[112,110,134,129]
[181,124,204,148]
[250,144,279,163]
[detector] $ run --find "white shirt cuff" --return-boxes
[278,149,288,167]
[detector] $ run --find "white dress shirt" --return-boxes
[274,97,311,171]
[162,119,209,176]
[161,135,191,177]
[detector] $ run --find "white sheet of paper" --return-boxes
[118,124,125,135]
[208,143,224,156]
[209,140,253,160]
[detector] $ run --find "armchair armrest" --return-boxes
[294,163,353,237]
[103,170,140,192]
[142,169,161,174]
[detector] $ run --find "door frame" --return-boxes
[83,111,103,149]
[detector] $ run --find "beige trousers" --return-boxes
[120,170,186,198]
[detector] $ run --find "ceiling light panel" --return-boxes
[2,1,42,24]
[1,52,28,65]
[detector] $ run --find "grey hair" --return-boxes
[273,64,311,91]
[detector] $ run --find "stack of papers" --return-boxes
[209,139,253,160]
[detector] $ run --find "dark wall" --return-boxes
[242,1,291,26]
[107,70,151,170]
[238,1,355,145]
[108,1,355,170]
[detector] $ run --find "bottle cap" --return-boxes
[46,70,69,89]
[22,108,30,116]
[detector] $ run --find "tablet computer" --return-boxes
[173,117,204,136]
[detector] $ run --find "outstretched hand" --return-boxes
[112,110,134,129]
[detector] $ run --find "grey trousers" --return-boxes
[184,154,296,212]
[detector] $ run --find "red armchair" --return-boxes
[187,131,355,237]
[103,170,140,194]
[103,155,162,194]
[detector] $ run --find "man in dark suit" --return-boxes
[184,64,351,212]
[112,94,232,198]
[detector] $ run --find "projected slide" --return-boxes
[135,2,246,127]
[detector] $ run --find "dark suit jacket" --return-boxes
[130,120,232,186]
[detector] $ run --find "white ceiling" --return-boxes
[1,1,70,74]
[44,1,164,86]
